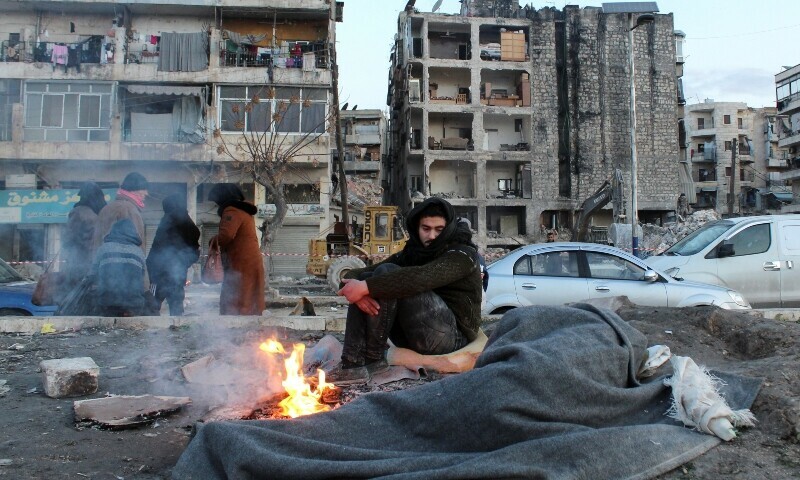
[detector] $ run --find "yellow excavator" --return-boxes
[306,205,408,291]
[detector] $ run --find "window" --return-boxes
[217,85,327,134]
[410,175,423,193]
[374,213,389,238]
[724,141,732,151]
[585,252,645,281]
[725,167,731,177]
[726,223,771,256]
[723,115,731,125]
[24,82,111,142]
[526,252,579,278]
[737,117,743,129]
[697,118,704,129]
[697,143,705,152]
[282,184,320,204]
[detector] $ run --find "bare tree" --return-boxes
[213,86,334,251]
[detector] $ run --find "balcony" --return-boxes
[691,151,716,163]
[779,130,800,148]
[767,157,790,169]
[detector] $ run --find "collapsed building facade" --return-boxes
[0,0,342,276]
[385,0,684,250]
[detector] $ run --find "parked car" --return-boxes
[645,215,800,308]
[0,258,57,316]
[482,242,750,314]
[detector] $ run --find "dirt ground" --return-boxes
[0,304,798,479]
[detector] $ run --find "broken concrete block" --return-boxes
[40,357,99,399]
[74,395,191,429]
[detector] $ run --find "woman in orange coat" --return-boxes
[208,184,266,315]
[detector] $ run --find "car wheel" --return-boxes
[326,256,367,292]
[0,308,32,316]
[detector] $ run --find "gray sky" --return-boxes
[338,0,800,112]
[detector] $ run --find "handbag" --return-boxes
[201,240,224,284]
[32,254,68,306]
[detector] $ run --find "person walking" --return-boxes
[146,193,200,316]
[92,219,147,317]
[62,182,107,293]
[207,184,265,315]
[93,172,149,254]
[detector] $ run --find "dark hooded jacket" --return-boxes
[344,197,483,341]
[146,194,200,288]
[92,219,146,311]
[208,184,265,315]
[63,182,107,287]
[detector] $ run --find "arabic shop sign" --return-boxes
[0,189,115,224]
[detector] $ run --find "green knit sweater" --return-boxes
[344,249,483,341]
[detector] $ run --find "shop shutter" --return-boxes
[267,225,318,278]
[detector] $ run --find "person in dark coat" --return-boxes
[92,218,147,317]
[330,197,483,385]
[62,182,107,294]
[146,194,200,316]
[208,184,266,315]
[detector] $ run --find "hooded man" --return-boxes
[146,193,200,316]
[330,197,483,385]
[92,218,147,317]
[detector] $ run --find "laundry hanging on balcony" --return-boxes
[157,32,208,72]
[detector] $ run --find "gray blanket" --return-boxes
[172,305,761,480]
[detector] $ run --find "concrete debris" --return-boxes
[73,395,191,429]
[290,297,317,316]
[40,357,99,399]
[181,355,262,387]
[0,459,11,467]
[639,210,721,258]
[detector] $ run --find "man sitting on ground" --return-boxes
[329,197,483,385]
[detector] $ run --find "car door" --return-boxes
[512,250,588,306]
[584,251,668,307]
[715,222,780,308]
[778,220,800,307]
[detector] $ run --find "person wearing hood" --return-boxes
[330,197,483,385]
[207,183,265,315]
[62,182,107,293]
[93,172,148,254]
[146,193,200,316]
[92,218,147,317]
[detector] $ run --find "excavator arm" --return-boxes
[571,180,612,242]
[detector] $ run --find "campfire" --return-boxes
[258,338,339,418]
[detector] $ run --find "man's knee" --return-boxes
[373,263,401,275]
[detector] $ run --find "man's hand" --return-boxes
[338,279,380,315]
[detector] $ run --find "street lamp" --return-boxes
[603,2,658,257]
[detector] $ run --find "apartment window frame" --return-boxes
[23,81,113,142]
[697,118,704,129]
[723,114,731,125]
[724,140,732,151]
[737,117,743,129]
[217,85,328,135]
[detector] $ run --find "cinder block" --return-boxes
[40,357,99,399]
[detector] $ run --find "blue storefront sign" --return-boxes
[0,189,116,224]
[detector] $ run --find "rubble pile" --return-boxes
[640,209,721,257]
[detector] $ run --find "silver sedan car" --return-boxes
[482,242,751,314]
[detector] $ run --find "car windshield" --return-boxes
[663,221,734,256]
[0,258,25,283]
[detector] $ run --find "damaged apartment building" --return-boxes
[0,0,342,276]
[385,0,683,250]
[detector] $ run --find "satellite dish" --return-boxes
[432,0,444,12]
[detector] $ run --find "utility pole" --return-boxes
[728,137,736,216]
[330,0,349,233]
[627,13,640,257]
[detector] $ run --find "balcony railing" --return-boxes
[220,44,328,69]
[694,171,717,182]
[691,151,716,162]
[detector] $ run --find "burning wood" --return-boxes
[258,338,337,418]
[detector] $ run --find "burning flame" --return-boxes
[259,338,335,418]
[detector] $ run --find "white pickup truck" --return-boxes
[645,215,800,308]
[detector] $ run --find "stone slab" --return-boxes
[40,357,99,398]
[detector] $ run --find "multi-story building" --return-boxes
[684,101,790,215]
[775,63,800,213]
[386,1,682,252]
[0,0,341,277]
[340,109,385,208]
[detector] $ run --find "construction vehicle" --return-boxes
[307,205,408,291]
[571,168,625,242]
